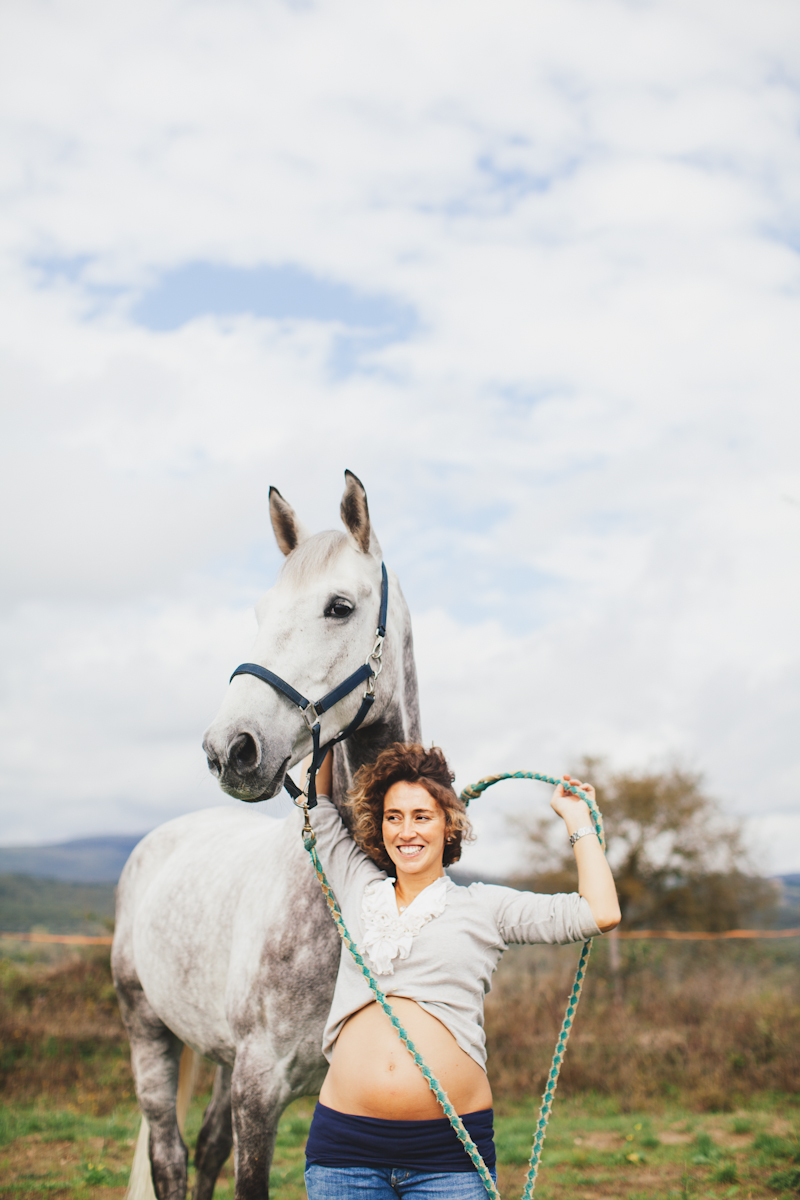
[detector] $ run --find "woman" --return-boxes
[304,744,620,1199]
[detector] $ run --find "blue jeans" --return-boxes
[305,1164,497,1198]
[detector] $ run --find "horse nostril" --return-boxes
[229,732,260,774]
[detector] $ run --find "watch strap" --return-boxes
[569,825,597,848]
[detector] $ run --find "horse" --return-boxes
[112,471,421,1200]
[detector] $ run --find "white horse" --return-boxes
[112,472,421,1200]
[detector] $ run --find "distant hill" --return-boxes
[448,866,504,887]
[0,829,796,938]
[775,873,800,927]
[0,874,116,935]
[0,835,146,883]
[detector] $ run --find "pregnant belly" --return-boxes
[319,998,492,1120]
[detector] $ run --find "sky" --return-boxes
[1,0,799,878]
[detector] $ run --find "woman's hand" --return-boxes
[316,749,333,798]
[551,774,621,934]
[550,774,594,832]
[298,749,333,798]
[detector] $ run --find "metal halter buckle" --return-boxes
[300,701,319,730]
[365,634,384,696]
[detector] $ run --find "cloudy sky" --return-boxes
[1,0,799,877]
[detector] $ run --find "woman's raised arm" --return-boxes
[307,748,332,798]
[550,775,621,933]
[296,749,383,896]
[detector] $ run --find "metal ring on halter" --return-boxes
[366,634,384,667]
[300,702,320,731]
[365,635,384,696]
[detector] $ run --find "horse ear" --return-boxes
[340,469,381,555]
[269,487,311,556]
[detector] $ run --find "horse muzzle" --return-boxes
[202,727,290,802]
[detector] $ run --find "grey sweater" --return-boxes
[312,796,602,1070]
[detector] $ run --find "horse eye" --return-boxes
[325,599,353,619]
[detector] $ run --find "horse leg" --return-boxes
[116,979,188,1200]
[135,1026,188,1200]
[193,1065,233,1200]
[230,1044,292,1200]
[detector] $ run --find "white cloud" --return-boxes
[0,0,798,875]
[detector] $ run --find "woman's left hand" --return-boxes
[551,774,621,933]
[550,774,594,829]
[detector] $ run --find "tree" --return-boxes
[511,758,775,930]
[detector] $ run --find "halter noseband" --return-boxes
[229,562,389,808]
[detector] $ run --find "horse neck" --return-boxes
[332,598,420,817]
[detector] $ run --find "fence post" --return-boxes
[608,926,622,1004]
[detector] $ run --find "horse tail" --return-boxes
[125,1045,201,1200]
[125,1116,156,1200]
[176,1043,201,1133]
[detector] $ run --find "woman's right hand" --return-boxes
[298,749,332,798]
[315,748,333,797]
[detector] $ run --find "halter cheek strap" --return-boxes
[229,562,389,807]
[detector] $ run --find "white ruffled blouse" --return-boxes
[359,875,448,975]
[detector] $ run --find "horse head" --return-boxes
[203,470,418,802]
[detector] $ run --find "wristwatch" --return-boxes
[569,826,597,848]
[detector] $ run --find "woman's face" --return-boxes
[382,781,447,879]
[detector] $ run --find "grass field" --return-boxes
[2,1091,799,1198]
[1,939,799,1198]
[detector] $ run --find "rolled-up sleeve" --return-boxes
[477,883,601,945]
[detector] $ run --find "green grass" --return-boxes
[2,1092,798,1199]
[0,1106,139,1149]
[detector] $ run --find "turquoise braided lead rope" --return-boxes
[301,772,605,1199]
[522,938,592,1197]
[460,773,605,1199]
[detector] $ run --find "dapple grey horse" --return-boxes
[112,471,421,1200]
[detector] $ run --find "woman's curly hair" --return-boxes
[347,743,474,874]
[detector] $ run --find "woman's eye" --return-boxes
[325,599,353,619]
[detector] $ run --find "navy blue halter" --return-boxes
[229,562,389,808]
